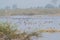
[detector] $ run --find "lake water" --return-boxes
[0,15,60,40]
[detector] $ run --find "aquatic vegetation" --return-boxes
[0,22,42,40]
[0,22,18,40]
[18,31,42,40]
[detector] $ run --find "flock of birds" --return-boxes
[0,16,60,33]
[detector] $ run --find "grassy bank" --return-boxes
[0,8,60,16]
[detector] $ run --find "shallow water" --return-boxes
[0,15,60,40]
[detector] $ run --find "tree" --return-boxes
[12,4,17,9]
[0,22,17,40]
[45,4,55,8]
[5,6,10,9]
[58,4,60,8]
[51,0,58,7]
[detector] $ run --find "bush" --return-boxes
[0,22,17,40]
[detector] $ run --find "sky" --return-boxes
[0,0,60,9]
